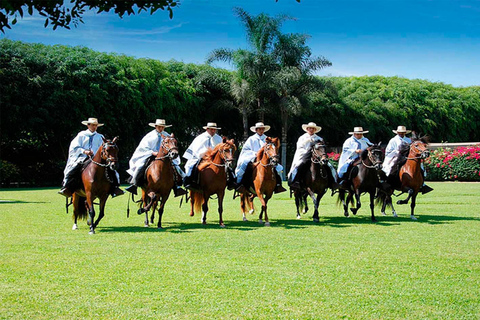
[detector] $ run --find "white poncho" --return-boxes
[382,135,411,176]
[337,135,372,178]
[287,133,323,181]
[183,131,223,176]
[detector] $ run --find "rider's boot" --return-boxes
[111,186,125,198]
[58,187,73,198]
[274,172,287,194]
[421,184,434,194]
[125,185,138,195]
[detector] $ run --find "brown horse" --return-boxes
[377,134,430,220]
[137,135,179,229]
[293,141,333,222]
[338,143,384,222]
[239,137,280,226]
[189,137,236,227]
[72,137,119,234]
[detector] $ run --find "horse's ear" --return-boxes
[377,141,382,146]
[228,139,235,145]
[112,136,118,144]
[266,137,272,143]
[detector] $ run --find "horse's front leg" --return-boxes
[85,193,96,234]
[157,196,169,229]
[339,190,349,217]
[369,191,377,222]
[303,192,309,215]
[93,196,108,229]
[312,190,326,223]
[350,190,361,216]
[262,193,272,226]
[294,190,302,219]
[218,190,225,228]
[388,195,398,217]
[257,191,266,224]
[240,193,248,221]
[410,192,418,220]
[397,188,413,205]
[147,200,158,227]
[201,194,209,225]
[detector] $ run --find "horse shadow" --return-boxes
[0,200,47,204]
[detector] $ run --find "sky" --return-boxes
[1,0,480,87]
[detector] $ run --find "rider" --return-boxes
[235,122,287,194]
[382,125,433,194]
[58,117,124,198]
[337,127,373,187]
[287,122,337,190]
[125,119,187,197]
[183,122,224,190]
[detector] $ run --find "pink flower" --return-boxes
[436,163,440,168]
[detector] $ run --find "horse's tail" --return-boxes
[72,193,88,220]
[336,189,353,206]
[192,191,204,214]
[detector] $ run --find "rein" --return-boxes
[207,144,234,168]
[361,149,382,169]
[258,143,278,167]
[406,143,428,160]
[154,138,178,161]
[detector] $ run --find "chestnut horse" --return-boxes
[72,137,119,234]
[338,143,384,222]
[293,141,333,222]
[137,135,179,229]
[377,134,430,220]
[239,137,280,226]
[189,137,236,227]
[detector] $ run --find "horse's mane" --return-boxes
[202,144,222,162]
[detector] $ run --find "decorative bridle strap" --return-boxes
[92,142,118,166]
[406,143,427,160]
[311,144,327,164]
[206,144,234,167]
[154,138,178,161]
[362,149,382,168]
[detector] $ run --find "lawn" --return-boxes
[1,182,479,319]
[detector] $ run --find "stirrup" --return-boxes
[174,187,188,197]
[274,185,287,194]
[125,185,137,195]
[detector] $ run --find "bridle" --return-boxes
[259,143,279,167]
[209,143,235,168]
[311,143,327,165]
[154,138,178,161]
[361,147,383,170]
[406,142,430,160]
[92,142,118,171]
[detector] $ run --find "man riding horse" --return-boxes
[287,122,337,190]
[337,127,373,188]
[382,125,433,194]
[235,122,286,194]
[183,122,236,190]
[58,117,123,198]
[125,119,187,197]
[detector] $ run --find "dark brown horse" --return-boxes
[377,134,430,220]
[72,137,119,234]
[239,137,280,226]
[137,135,179,229]
[338,143,384,222]
[190,137,236,227]
[293,141,333,222]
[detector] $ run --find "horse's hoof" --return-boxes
[381,212,387,216]
[144,224,149,228]
[372,219,378,223]
[137,208,144,215]
[410,215,417,221]
[302,209,307,214]
[350,208,358,215]
[189,212,195,217]
[89,230,95,235]
[344,212,349,217]
[264,222,270,227]
[157,226,163,230]
[220,223,225,228]
[397,200,407,205]
[72,224,78,230]
[258,219,263,224]
[242,217,248,222]
[313,218,319,223]
[296,215,301,220]
[249,209,255,215]
[393,212,398,218]
[202,221,207,225]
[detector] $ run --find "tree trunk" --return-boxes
[281,108,288,181]
[242,105,249,141]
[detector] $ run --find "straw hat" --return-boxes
[301,122,322,133]
[348,127,369,134]
[203,122,221,130]
[250,122,271,133]
[392,125,411,134]
[81,118,104,127]
[148,119,172,128]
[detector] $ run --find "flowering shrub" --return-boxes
[424,145,480,181]
[327,152,341,169]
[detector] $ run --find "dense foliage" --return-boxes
[1,39,480,186]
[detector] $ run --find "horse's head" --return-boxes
[219,137,237,169]
[363,142,384,171]
[161,134,179,159]
[262,137,280,166]
[311,141,328,165]
[101,136,119,170]
[410,133,430,159]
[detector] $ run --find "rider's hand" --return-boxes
[84,150,93,156]
[355,149,362,154]
[152,151,158,157]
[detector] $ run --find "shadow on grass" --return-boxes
[0,200,47,204]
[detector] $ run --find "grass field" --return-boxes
[1,182,479,319]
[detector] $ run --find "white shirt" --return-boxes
[288,133,323,178]
[337,135,372,173]
[382,135,412,175]
[183,131,223,161]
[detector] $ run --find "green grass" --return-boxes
[1,182,479,319]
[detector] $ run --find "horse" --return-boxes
[377,134,430,220]
[136,135,179,229]
[292,141,333,222]
[72,137,119,234]
[337,143,384,222]
[189,137,236,227]
[239,137,280,226]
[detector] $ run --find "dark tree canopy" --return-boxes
[0,0,180,33]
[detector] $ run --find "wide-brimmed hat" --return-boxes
[203,122,221,130]
[348,127,369,134]
[250,122,271,133]
[81,118,104,127]
[302,122,322,133]
[149,119,172,128]
[392,125,411,134]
